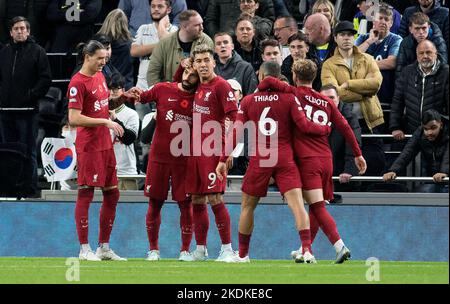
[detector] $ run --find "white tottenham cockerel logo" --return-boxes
[165,110,174,121]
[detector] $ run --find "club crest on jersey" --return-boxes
[204,91,212,102]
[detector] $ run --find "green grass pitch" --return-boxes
[0,258,447,284]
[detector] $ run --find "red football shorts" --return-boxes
[185,156,226,195]
[76,149,118,187]
[297,157,334,201]
[144,160,189,201]
[242,160,302,197]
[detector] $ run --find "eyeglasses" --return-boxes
[273,25,290,33]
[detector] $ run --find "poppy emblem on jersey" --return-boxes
[54,148,73,169]
[180,99,189,109]
[69,87,77,97]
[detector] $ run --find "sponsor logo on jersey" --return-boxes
[94,101,101,111]
[166,110,174,121]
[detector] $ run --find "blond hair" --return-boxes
[312,0,336,28]
[97,9,132,42]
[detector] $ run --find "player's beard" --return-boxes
[181,80,197,92]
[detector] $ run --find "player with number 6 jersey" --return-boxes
[258,59,367,264]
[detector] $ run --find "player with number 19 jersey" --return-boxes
[186,76,238,194]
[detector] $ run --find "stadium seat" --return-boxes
[0,142,28,198]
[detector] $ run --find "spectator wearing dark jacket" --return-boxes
[233,14,263,72]
[204,0,275,38]
[213,32,258,96]
[398,0,449,48]
[0,16,51,197]
[46,0,102,52]
[97,9,134,90]
[239,2,273,41]
[186,0,209,17]
[384,109,449,193]
[396,12,448,75]
[320,84,362,192]
[390,40,449,139]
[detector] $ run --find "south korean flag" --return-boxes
[41,138,77,182]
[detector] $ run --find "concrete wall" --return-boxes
[0,201,448,261]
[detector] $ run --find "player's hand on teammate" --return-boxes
[106,120,124,137]
[392,129,405,141]
[109,109,116,121]
[338,173,352,183]
[433,173,448,183]
[354,156,367,175]
[383,171,396,181]
[181,57,193,69]
[123,87,142,103]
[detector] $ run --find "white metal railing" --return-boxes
[116,175,449,183]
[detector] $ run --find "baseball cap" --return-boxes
[227,79,242,93]
[334,21,357,36]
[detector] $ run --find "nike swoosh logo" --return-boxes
[207,185,216,190]
[168,98,177,101]
[92,89,97,94]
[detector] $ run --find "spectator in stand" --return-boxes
[204,0,275,39]
[396,12,448,75]
[273,16,299,60]
[384,109,448,193]
[147,10,213,86]
[321,84,362,192]
[353,1,402,36]
[355,3,403,112]
[239,0,273,41]
[261,38,283,65]
[321,21,385,177]
[281,32,315,85]
[97,9,134,90]
[312,0,337,29]
[399,0,449,48]
[390,40,449,139]
[46,0,102,52]
[119,0,187,36]
[303,13,336,63]
[131,0,178,120]
[0,16,52,198]
[233,14,263,72]
[107,73,140,190]
[213,32,258,96]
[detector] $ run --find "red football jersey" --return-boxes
[67,71,112,152]
[227,90,329,166]
[257,77,361,159]
[192,76,238,156]
[140,82,194,163]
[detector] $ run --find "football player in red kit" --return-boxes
[135,61,200,261]
[68,40,139,261]
[186,44,239,262]
[216,61,331,263]
[258,59,367,263]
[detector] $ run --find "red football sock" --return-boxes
[99,188,119,244]
[299,229,312,254]
[310,201,341,245]
[146,199,164,250]
[211,201,231,245]
[238,232,251,258]
[75,187,94,244]
[177,200,193,252]
[309,209,320,244]
[193,204,209,246]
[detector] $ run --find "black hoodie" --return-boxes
[0,37,51,110]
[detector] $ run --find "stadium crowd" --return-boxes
[0,0,448,200]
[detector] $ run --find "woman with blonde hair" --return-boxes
[312,0,337,28]
[97,9,134,89]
